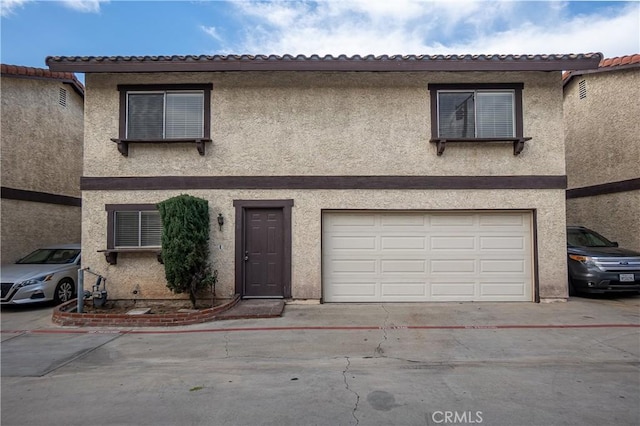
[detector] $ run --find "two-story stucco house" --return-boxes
[1,64,84,264]
[563,54,640,251]
[46,53,601,304]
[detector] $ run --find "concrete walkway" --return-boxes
[2,296,639,426]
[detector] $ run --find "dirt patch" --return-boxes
[81,299,223,315]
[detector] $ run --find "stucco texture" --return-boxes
[81,189,568,302]
[1,76,84,196]
[1,199,81,263]
[564,68,639,189]
[83,71,566,177]
[567,191,640,251]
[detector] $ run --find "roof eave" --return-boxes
[46,56,602,74]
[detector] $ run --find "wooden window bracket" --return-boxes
[98,248,163,265]
[110,138,211,157]
[429,137,533,156]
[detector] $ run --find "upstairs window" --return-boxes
[429,83,524,140]
[437,91,515,138]
[117,84,212,141]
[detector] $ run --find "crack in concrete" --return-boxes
[41,333,125,377]
[374,304,390,357]
[342,356,360,425]
[590,333,640,359]
[224,333,230,358]
[0,331,27,343]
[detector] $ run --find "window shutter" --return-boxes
[165,92,204,138]
[476,92,514,138]
[115,211,141,247]
[437,92,475,138]
[127,93,164,139]
[140,211,162,246]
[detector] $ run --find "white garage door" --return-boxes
[322,211,533,302]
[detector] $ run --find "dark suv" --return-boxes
[567,226,640,295]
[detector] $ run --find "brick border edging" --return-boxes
[52,295,241,327]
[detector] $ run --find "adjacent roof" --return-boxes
[46,53,603,73]
[563,54,639,86]
[1,63,84,96]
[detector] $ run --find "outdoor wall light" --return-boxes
[217,213,224,231]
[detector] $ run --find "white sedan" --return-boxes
[1,244,80,305]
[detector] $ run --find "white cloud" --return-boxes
[61,0,108,14]
[0,0,32,17]
[453,5,640,57]
[228,0,639,58]
[201,25,223,41]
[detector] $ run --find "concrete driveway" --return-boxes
[2,295,639,426]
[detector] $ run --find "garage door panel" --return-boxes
[431,259,476,273]
[329,282,378,297]
[381,283,427,297]
[323,211,532,302]
[480,259,526,273]
[431,282,476,296]
[479,236,525,250]
[331,259,377,273]
[430,236,476,250]
[480,282,527,296]
[381,236,426,250]
[329,236,377,250]
[329,214,376,227]
[380,214,426,227]
[479,214,525,226]
[380,259,426,273]
[430,214,475,226]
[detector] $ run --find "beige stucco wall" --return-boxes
[1,199,81,263]
[79,70,569,302]
[1,75,84,263]
[84,71,566,177]
[567,191,640,251]
[564,68,639,189]
[564,67,639,251]
[81,189,568,302]
[1,76,84,196]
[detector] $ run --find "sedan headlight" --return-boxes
[15,274,54,288]
[568,255,601,269]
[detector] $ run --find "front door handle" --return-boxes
[244,251,249,261]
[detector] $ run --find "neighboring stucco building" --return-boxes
[563,54,640,251]
[1,64,84,263]
[47,53,601,303]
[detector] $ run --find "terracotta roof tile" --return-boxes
[1,63,84,96]
[598,54,640,69]
[563,54,639,86]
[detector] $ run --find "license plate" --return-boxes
[619,274,635,282]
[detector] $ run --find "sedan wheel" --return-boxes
[54,279,75,304]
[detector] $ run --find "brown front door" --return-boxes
[243,208,285,298]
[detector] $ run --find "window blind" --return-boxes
[476,92,514,138]
[115,211,162,247]
[165,93,204,138]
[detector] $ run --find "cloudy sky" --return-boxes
[1,0,638,69]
